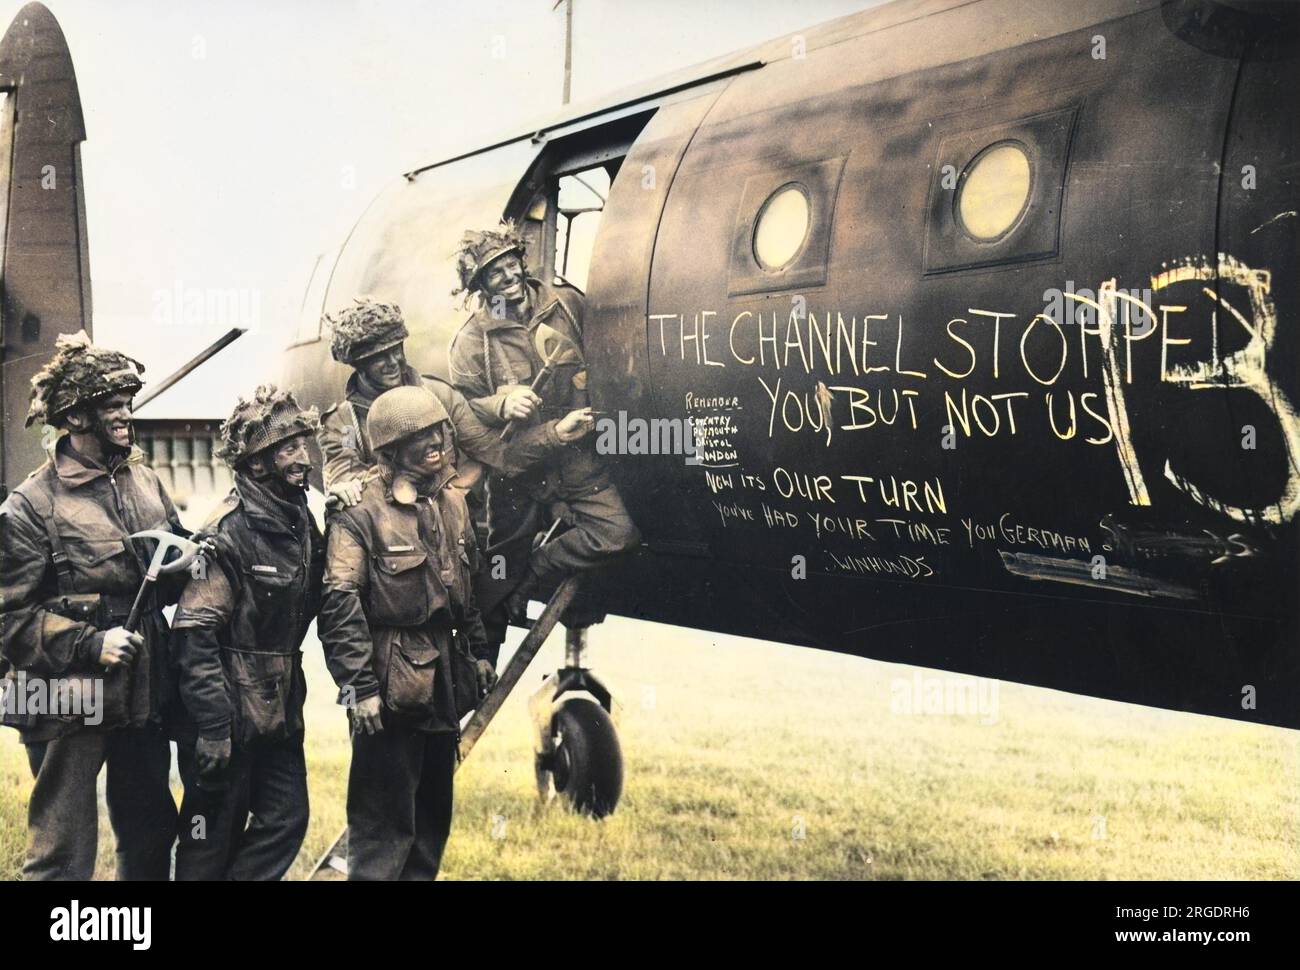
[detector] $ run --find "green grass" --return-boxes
[0,617,1296,880]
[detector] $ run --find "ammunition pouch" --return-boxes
[375,627,441,718]
[0,593,139,731]
[451,629,480,719]
[224,648,302,746]
[41,593,104,626]
[40,592,135,630]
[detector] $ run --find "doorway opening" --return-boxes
[504,110,655,293]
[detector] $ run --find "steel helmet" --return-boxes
[26,331,145,428]
[452,222,526,299]
[217,384,320,467]
[326,298,409,365]
[367,385,451,452]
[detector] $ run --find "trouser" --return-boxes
[23,727,177,881]
[346,726,457,881]
[174,735,309,881]
[479,475,640,667]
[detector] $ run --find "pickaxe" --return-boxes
[124,530,202,631]
[499,323,585,442]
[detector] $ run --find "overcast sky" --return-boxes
[3,0,874,415]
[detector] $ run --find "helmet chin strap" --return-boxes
[378,454,441,503]
[251,464,310,501]
[486,282,530,321]
[92,419,133,463]
[355,359,408,401]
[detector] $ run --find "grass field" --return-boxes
[1,615,1296,880]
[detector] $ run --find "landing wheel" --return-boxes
[544,698,622,817]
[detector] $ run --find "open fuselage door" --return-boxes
[0,2,91,497]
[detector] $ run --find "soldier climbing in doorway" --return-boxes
[447,223,640,667]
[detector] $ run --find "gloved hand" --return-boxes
[475,659,498,698]
[97,627,142,669]
[195,735,232,783]
[348,694,384,736]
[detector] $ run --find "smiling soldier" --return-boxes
[0,332,185,880]
[318,385,495,880]
[447,224,640,666]
[171,386,323,880]
[317,298,595,509]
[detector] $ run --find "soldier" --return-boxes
[0,332,183,880]
[171,386,323,880]
[318,385,494,880]
[317,298,595,509]
[447,224,640,664]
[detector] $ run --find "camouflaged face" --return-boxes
[217,384,320,467]
[326,298,409,364]
[26,331,146,428]
[452,222,527,300]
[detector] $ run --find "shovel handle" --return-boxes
[499,362,557,442]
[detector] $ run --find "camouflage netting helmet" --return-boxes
[217,384,320,468]
[367,385,451,452]
[326,298,409,365]
[452,222,526,300]
[26,331,146,428]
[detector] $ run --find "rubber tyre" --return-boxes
[550,698,623,818]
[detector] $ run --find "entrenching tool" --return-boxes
[499,323,585,442]
[123,530,201,632]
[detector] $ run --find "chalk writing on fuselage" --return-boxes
[652,255,1300,526]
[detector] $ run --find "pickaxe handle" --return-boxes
[121,530,200,633]
[122,575,155,634]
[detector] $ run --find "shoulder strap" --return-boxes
[15,470,72,595]
[542,283,585,340]
[338,400,370,463]
[202,488,242,532]
[482,329,498,396]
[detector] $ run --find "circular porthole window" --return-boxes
[957,142,1032,241]
[753,183,811,271]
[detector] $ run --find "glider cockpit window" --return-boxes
[518,161,615,294]
[728,156,846,297]
[506,108,654,294]
[555,165,610,292]
[924,103,1079,274]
